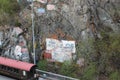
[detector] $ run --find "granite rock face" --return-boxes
[20,0,120,41]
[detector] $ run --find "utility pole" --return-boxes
[32,0,36,64]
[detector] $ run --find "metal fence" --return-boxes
[36,69,79,80]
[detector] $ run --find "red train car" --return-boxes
[0,56,38,80]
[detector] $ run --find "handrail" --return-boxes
[36,69,79,80]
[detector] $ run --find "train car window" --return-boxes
[7,67,13,72]
[10,68,13,71]
[1,65,6,70]
[7,67,10,71]
[1,65,3,69]
[5,66,7,70]
[0,65,1,69]
[6,66,8,70]
[13,68,19,73]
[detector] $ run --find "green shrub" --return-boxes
[59,61,78,78]
[0,0,20,25]
[37,60,48,71]
[109,71,120,80]
[82,63,97,80]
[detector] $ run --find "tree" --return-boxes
[0,0,20,25]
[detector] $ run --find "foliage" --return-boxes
[37,60,48,71]
[0,0,20,25]
[96,33,120,68]
[0,0,20,14]
[59,61,80,78]
[81,62,97,80]
[76,38,95,61]
[76,32,120,79]
[109,71,120,80]
[93,32,120,78]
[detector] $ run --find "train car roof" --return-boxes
[0,57,36,71]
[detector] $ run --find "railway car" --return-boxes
[0,56,38,80]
